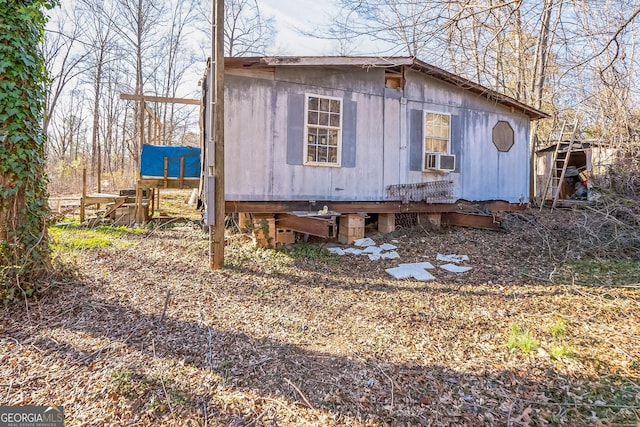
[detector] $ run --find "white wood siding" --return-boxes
[219,65,532,204]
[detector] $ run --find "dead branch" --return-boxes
[159,289,171,324]
[284,378,314,410]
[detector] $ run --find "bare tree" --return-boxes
[197,0,276,56]
[49,88,89,162]
[77,0,118,193]
[331,0,449,58]
[113,0,166,169]
[42,3,90,137]
[158,0,200,145]
[225,0,275,56]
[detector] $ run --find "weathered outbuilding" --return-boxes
[536,140,617,202]
[201,56,547,234]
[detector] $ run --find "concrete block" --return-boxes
[378,213,396,233]
[251,214,275,248]
[340,214,365,228]
[276,228,295,245]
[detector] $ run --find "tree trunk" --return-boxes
[91,54,104,193]
[529,0,555,202]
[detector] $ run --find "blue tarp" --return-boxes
[140,144,201,178]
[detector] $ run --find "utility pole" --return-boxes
[211,0,225,269]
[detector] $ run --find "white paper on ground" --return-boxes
[379,243,397,251]
[436,253,470,264]
[440,263,473,273]
[385,266,414,279]
[399,262,435,270]
[412,269,437,281]
[381,251,400,260]
[343,248,363,255]
[363,245,383,254]
[385,264,435,281]
[354,237,376,247]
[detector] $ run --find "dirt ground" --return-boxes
[1,206,639,426]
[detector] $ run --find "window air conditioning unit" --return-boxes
[425,153,456,172]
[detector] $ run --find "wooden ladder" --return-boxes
[539,119,580,210]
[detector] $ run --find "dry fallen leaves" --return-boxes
[1,208,639,425]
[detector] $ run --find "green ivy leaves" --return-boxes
[0,0,54,292]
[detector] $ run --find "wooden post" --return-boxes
[211,0,225,269]
[135,86,145,225]
[179,156,185,188]
[135,182,144,224]
[149,188,155,217]
[147,107,152,148]
[163,156,168,188]
[156,116,161,144]
[80,168,86,222]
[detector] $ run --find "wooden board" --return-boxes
[442,212,499,230]
[276,214,337,238]
[138,178,200,189]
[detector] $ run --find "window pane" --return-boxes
[330,113,340,127]
[308,111,318,125]
[328,147,338,163]
[328,130,338,146]
[425,138,447,153]
[308,146,317,162]
[425,123,433,136]
[330,100,340,113]
[318,146,328,162]
[319,112,329,126]
[308,97,318,111]
[319,98,329,112]
[441,123,449,138]
[425,138,434,152]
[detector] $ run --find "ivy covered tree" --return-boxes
[0,0,57,294]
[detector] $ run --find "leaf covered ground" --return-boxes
[1,204,639,426]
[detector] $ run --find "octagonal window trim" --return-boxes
[492,120,514,152]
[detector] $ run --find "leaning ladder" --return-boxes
[539,119,580,210]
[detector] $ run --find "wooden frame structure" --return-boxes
[119,93,202,224]
[134,160,200,223]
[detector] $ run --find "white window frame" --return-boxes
[422,110,452,172]
[303,93,343,167]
